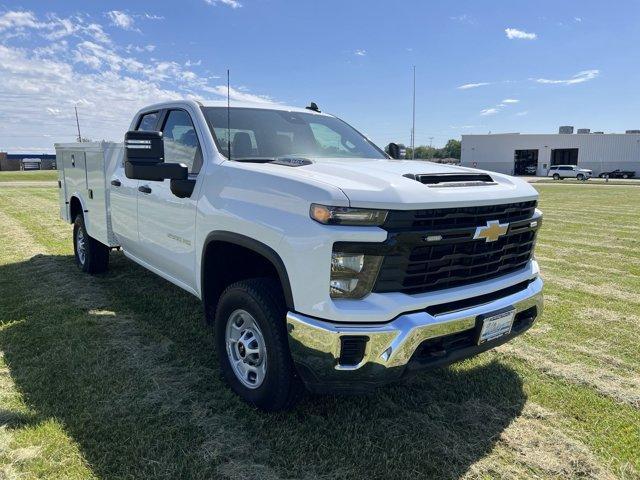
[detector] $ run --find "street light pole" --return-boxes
[411,65,416,159]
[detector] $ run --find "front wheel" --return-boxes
[73,214,109,273]
[577,173,585,181]
[552,173,560,180]
[214,278,303,411]
[622,174,629,179]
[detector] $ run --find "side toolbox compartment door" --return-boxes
[63,150,87,217]
[56,148,69,221]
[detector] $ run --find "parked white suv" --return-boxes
[547,165,592,180]
[56,100,543,410]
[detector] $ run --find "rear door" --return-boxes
[136,108,203,289]
[110,111,159,254]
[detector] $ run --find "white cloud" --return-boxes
[354,49,366,56]
[502,98,519,103]
[457,82,490,90]
[106,11,137,31]
[144,13,165,20]
[202,85,275,104]
[574,17,582,23]
[0,10,42,30]
[480,108,499,116]
[204,0,242,8]
[185,59,202,67]
[505,28,537,40]
[0,10,273,152]
[516,111,528,116]
[450,14,475,24]
[535,69,599,85]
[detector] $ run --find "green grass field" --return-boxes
[0,184,638,479]
[0,170,58,182]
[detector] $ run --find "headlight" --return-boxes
[330,251,382,299]
[310,204,388,226]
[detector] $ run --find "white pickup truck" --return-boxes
[57,100,543,410]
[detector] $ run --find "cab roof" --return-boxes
[139,99,330,116]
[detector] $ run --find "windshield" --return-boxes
[201,107,386,160]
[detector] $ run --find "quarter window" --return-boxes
[137,112,159,131]
[161,110,202,174]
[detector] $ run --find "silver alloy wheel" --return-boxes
[76,226,86,265]
[225,309,267,389]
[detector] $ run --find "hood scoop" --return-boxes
[403,173,496,188]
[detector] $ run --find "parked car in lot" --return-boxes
[598,169,636,179]
[547,165,592,180]
[56,100,543,410]
[524,165,537,175]
[20,158,42,170]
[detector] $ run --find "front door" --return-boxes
[136,109,203,289]
[110,111,160,256]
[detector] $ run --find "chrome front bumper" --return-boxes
[287,277,543,393]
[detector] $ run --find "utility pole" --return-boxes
[74,106,82,142]
[411,65,416,159]
[428,136,434,159]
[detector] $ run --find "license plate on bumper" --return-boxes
[477,308,515,344]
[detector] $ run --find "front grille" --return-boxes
[373,201,538,295]
[383,200,537,230]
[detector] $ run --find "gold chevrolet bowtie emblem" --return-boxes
[473,220,509,242]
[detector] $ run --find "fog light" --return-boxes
[330,278,359,296]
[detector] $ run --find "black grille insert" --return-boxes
[338,336,369,366]
[374,201,538,295]
[383,200,537,230]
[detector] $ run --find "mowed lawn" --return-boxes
[0,170,58,182]
[0,183,638,480]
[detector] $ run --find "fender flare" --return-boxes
[201,231,294,310]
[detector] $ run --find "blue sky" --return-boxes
[1,0,638,152]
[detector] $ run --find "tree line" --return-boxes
[387,139,461,160]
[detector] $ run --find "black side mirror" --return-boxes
[387,143,401,159]
[124,130,188,182]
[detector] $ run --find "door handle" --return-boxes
[110,179,121,187]
[138,185,152,194]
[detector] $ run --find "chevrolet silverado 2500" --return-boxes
[57,100,543,411]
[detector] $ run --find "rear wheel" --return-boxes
[552,173,560,180]
[214,278,303,411]
[623,174,629,179]
[73,214,109,274]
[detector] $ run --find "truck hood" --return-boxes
[262,157,538,209]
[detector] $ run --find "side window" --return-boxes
[162,110,202,174]
[137,112,159,131]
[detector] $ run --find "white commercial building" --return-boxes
[460,132,640,176]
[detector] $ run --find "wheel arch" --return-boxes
[201,231,294,322]
[69,195,85,223]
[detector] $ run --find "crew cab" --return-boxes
[547,164,592,180]
[57,100,543,410]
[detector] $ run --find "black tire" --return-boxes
[577,173,584,181]
[552,173,560,180]
[73,214,109,274]
[623,174,629,179]
[214,278,303,411]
